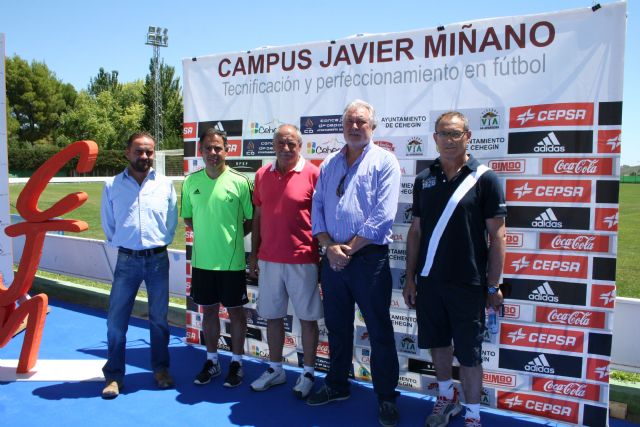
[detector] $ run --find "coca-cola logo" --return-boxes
[553,159,599,174]
[542,380,586,398]
[550,235,595,250]
[547,309,591,326]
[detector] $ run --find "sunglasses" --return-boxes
[336,173,347,197]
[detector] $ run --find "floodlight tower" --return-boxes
[145,26,168,149]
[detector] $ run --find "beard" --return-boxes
[130,158,152,173]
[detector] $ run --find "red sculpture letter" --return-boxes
[0,140,98,373]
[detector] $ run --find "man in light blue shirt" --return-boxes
[100,132,178,399]
[309,100,401,427]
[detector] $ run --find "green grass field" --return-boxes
[9,181,185,249]
[8,181,640,298]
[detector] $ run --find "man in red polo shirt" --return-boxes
[248,123,321,399]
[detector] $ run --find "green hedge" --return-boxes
[8,147,129,176]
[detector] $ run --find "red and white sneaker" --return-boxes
[425,387,463,427]
[464,417,482,427]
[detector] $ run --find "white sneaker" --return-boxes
[293,372,314,399]
[250,367,286,391]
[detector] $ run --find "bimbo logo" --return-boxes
[488,159,525,173]
[510,102,594,128]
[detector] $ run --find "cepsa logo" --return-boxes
[225,138,242,157]
[536,306,606,329]
[504,252,588,279]
[591,284,616,309]
[498,392,579,424]
[183,122,196,139]
[598,129,622,153]
[595,208,619,231]
[186,327,200,344]
[509,102,594,128]
[539,233,610,253]
[488,159,525,174]
[542,157,613,176]
[586,358,611,382]
[506,179,590,203]
[500,323,584,352]
[532,378,601,401]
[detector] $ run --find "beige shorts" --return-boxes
[256,260,323,321]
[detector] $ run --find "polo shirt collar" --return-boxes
[431,154,480,173]
[269,156,306,173]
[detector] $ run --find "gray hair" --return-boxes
[434,111,469,132]
[273,124,302,145]
[342,99,377,130]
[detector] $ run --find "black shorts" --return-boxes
[190,267,249,308]
[416,278,486,367]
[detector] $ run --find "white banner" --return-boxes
[0,34,14,285]
[183,4,625,426]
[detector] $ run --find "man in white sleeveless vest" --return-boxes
[403,111,506,427]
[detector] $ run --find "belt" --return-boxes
[118,246,167,257]
[352,244,388,257]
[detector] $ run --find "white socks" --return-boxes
[438,379,454,399]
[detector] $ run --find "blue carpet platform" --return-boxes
[1,299,637,427]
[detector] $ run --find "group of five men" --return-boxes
[99,99,506,427]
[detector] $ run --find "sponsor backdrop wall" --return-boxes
[182,4,624,426]
[0,34,14,286]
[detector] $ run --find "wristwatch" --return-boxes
[487,285,501,295]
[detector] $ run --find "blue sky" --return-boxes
[1,0,637,164]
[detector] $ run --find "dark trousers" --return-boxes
[320,245,399,401]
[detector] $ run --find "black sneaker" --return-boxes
[223,361,243,388]
[378,401,399,427]
[193,359,221,385]
[306,384,350,406]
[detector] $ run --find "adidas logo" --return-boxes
[524,354,555,374]
[534,132,565,153]
[194,189,201,195]
[528,282,559,303]
[531,208,562,228]
[214,121,225,132]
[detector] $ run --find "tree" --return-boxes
[59,81,145,150]
[142,58,183,149]
[5,55,77,144]
[88,68,121,96]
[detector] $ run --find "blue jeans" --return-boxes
[103,250,170,382]
[321,245,399,401]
